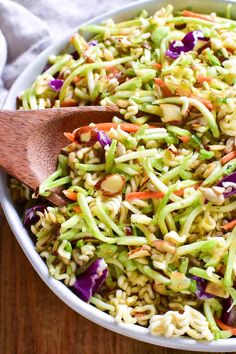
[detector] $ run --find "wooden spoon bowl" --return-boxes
[0,106,118,205]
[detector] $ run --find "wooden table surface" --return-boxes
[0,208,225,354]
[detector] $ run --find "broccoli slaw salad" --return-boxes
[11,4,236,341]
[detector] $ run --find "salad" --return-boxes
[12,4,236,341]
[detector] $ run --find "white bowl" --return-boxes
[1,0,236,351]
[0,30,7,76]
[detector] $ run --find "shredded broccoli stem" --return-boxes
[114,163,139,176]
[209,200,236,213]
[137,264,171,285]
[224,227,236,287]
[177,239,217,256]
[115,149,158,163]
[22,88,30,110]
[59,228,79,240]
[167,125,191,137]
[189,267,222,286]
[39,155,69,196]
[71,33,88,55]
[90,296,115,311]
[105,140,117,172]
[59,56,132,101]
[136,132,169,141]
[157,192,201,235]
[152,190,171,225]
[141,159,180,202]
[76,163,105,171]
[28,87,38,109]
[166,16,217,27]
[44,54,72,76]
[95,199,125,237]
[179,205,202,237]
[203,302,221,340]
[116,236,147,246]
[160,165,182,183]
[77,193,118,244]
[60,214,81,233]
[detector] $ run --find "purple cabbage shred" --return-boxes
[166,31,209,59]
[221,297,236,327]
[192,276,214,300]
[48,79,64,92]
[97,130,112,147]
[217,171,236,198]
[72,258,108,302]
[23,205,46,226]
[88,39,98,47]
[88,40,98,46]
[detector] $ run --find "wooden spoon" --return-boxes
[0,106,118,206]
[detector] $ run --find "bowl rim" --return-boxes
[1,0,236,351]
[0,30,7,75]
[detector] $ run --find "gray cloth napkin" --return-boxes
[0,0,132,106]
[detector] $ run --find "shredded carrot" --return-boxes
[64,123,142,142]
[64,122,160,143]
[197,76,213,83]
[105,66,120,75]
[222,220,236,231]
[94,122,141,133]
[200,99,214,110]
[153,63,162,70]
[126,184,200,201]
[63,190,77,201]
[154,78,172,97]
[221,151,236,165]
[179,136,190,143]
[190,95,214,110]
[73,76,82,84]
[126,191,164,201]
[64,132,75,142]
[73,206,81,213]
[215,319,236,335]
[182,10,216,23]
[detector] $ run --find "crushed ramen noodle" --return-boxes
[13,4,236,341]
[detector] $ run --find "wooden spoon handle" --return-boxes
[0,110,35,186]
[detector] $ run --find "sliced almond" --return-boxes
[152,239,176,254]
[139,176,149,188]
[212,186,225,195]
[95,174,126,196]
[128,245,151,259]
[169,272,191,291]
[205,282,228,298]
[131,214,152,225]
[199,187,225,205]
[132,310,150,317]
[153,282,167,294]
[72,126,98,146]
[160,103,182,123]
[208,145,225,151]
[167,144,178,155]
[60,98,77,107]
[224,137,236,154]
